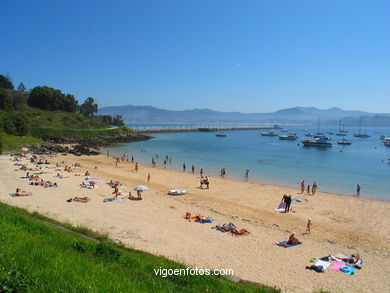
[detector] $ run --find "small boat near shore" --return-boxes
[302,137,333,147]
[216,133,226,137]
[384,138,390,147]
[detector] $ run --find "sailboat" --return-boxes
[313,118,330,139]
[336,120,347,136]
[353,117,370,138]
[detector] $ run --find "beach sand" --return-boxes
[1,153,389,293]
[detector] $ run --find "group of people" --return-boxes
[300,180,318,195]
[200,176,210,189]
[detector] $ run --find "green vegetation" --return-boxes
[2,133,42,152]
[0,202,277,293]
[0,73,129,153]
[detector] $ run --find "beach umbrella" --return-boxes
[134,185,149,191]
[21,147,28,152]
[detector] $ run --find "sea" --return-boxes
[105,123,390,201]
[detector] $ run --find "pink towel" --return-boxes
[331,262,345,271]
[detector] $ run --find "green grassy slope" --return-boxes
[0,202,277,293]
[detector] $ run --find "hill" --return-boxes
[99,105,390,125]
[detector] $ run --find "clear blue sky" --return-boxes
[1,0,389,113]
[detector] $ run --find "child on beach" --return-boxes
[306,218,312,234]
[147,173,150,182]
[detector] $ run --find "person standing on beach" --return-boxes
[135,162,139,172]
[107,150,110,157]
[147,173,150,183]
[307,184,310,194]
[183,163,186,172]
[312,182,317,195]
[163,160,167,168]
[305,218,312,234]
[285,195,292,213]
[357,184,361,196]
[300,180,305,193]
[131,155,134,162]
[200,168,204,177]
[245,169,249,178]
[205,176,210,189]
[192,165,195,174]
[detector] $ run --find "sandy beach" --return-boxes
[1,153,389,293]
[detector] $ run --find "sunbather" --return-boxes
[15,188,32,196]
[216,223,236,232]
[67,197,90,203]
[347,253,360,264]
[195,215,211,223]
[287,232,301,244]
[231,228,250,235]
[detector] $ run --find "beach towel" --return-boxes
[103,198,124,203]
[275,202,286,212]
[196,217,213,224]
[292,198,303,202]
[340,265,355,275]
[331,262,345,271]
[315,260,331,270]
[276,241,302,248]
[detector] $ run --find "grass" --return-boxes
[2,133,42,152]
[0,202,278,293]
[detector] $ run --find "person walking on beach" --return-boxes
[131,155,134,162]
[200,176,204,188]
[305,218,312,234]
[205,176,210,189]
[147,173,150,183]
[356,184,361,196]
[200,168,204,177]
[163,160,167,168]
[285,195,292,213]
[300,180,305,193]
[312,182,317,195]
[245,169,249,178]
[135,162,139,172]
[307,184,310,194]
[182,163,186,172]
[192,165,195,174]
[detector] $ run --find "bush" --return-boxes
[1,113,16,135]
[95,242,121,260]
[72,240,89,252]
[0,268,33,293]
[11,113,29,136]
[0,89,13,111]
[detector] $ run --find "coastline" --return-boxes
[1,153,389,292]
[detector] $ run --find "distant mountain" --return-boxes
[98,105,390,126]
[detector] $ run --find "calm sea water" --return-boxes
[106,125,390,201]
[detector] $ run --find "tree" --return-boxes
[79,97,98,116]
[17,82,26,92]
[112,114,125,126]
[11,113,29,136]
[0,88,13,111]
[0,74,14,89]
[28,86,79,112]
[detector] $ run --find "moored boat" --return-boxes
[337,139,352,145]
[260,131,278,136]
[302,137,333,147]
[216,133,226,137]
[279,133,298,140]
[384,138,390,147]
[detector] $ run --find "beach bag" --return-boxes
[185,212,191,219]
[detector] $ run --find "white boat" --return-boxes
[279,133,298,140]
[260,131,278,136]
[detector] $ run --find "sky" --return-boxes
[1,0,389,113]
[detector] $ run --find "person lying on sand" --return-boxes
[15,188,32,196]
[347,253,360,264]
[287,232,302,244]
[195,215,212,223]
[216,223,236,232]
[67,197,90,203]
[231,228,250,236]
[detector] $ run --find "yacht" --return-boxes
[302,136,333,147]
[279,133,298,140]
